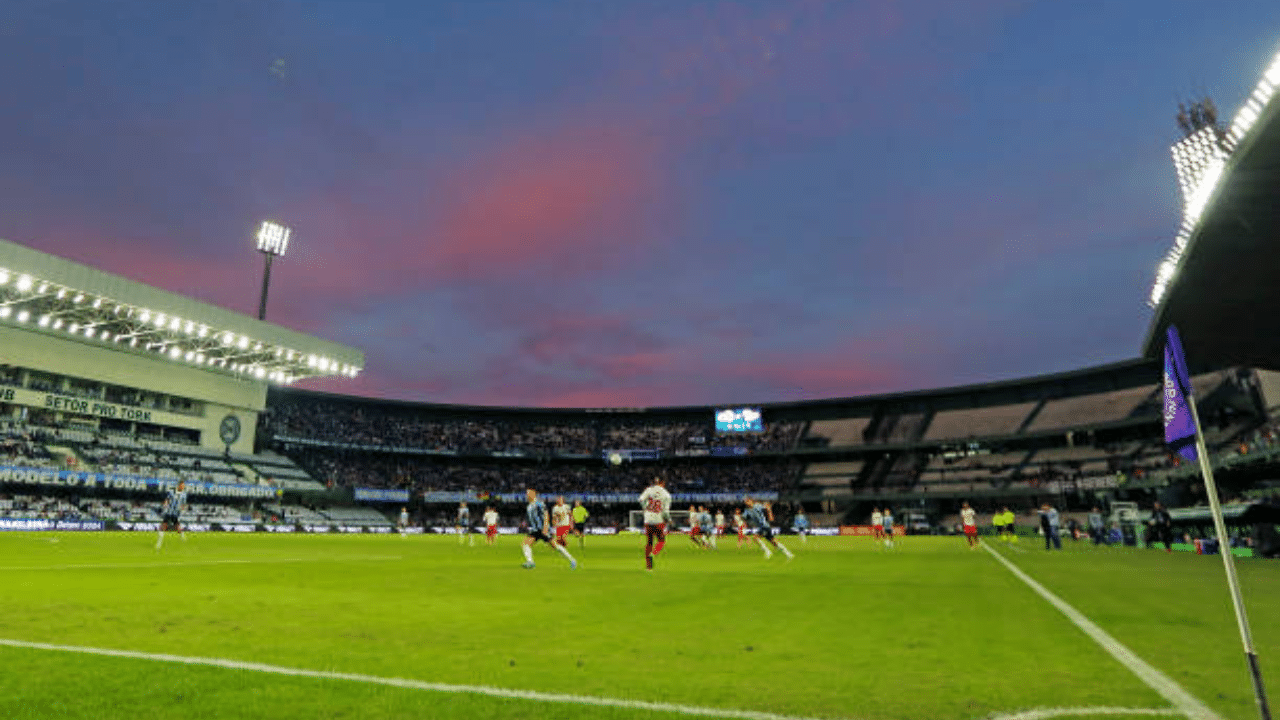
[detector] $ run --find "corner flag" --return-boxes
[1163,325,1271,720]
[1163,326,1197,461]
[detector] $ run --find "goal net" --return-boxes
[628,509,693,532]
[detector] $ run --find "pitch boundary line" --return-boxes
[986,707,1183,720]
[983,545,1221,720]
[0,637,861,720]
[0,556,402,572]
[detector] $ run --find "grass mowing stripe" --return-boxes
[986,707,1184,720]
[983,545,1218,720]
[0,556,402,571]
[0,638,863,720]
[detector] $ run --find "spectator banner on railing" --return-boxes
[0,465,277,498]
[419,490,777,504]
[0,518,105,532]
[274,435,458,456]
[709,446,750,457]
[0,386,198,429]
[353,487,411,503]
[600,448,663,462]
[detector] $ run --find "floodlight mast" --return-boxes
[255,221,291,321]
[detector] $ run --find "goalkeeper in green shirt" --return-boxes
[572,500,589,548]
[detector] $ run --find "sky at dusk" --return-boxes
[3,1,1280,408]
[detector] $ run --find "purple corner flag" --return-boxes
[1163,325,1198,461]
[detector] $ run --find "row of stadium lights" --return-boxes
[1150,48,1280,307]
[0,267,360,383]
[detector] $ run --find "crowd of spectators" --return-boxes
[292,448,802,496]
[263,397,806,456]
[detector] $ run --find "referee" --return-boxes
[571,500,589,548]
[1148,502,1174,553]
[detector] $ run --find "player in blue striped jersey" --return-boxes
[521,488,577,570]
[742,497,794,560]
[792,508,811,544]
[699,506,717,549]
[155,481,187,550]
[456,502,474,546]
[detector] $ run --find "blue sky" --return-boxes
[3,1,1279,406]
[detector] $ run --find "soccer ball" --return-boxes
[609,453,623,466]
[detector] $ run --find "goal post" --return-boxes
[628,509,692,531]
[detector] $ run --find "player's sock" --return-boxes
[775,541,794,559]
[654,539,665,554]
[522,544,534,563]
[553,543,576,565]
[759,541,772,558]
[155,531,164,549]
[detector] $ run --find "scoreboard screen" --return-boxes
[715,407,763,433]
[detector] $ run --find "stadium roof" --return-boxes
[0,238,364,384]
[1144,49,1280,370]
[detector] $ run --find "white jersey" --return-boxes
[961,508,976,527]
[552,504,572,528]
[399,510,408,525]
[871,511,883,526]
[735,514,745,529]
[638,485,672,525]
[483,510,498,527]
[715,512,725,527]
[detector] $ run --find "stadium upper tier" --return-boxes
[266,358,1253,458]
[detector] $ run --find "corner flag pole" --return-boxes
[1165,326,1271,720]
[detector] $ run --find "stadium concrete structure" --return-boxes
[3,48,1280,533]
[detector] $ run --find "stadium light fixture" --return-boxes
[1150,45,1280,308]
[0,269,9,285]
[255,220,291,321]
[16,275,33,292]
[0,307,10,319]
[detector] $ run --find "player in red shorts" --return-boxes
[483,506,499,546]
[639,477,673,570]
[686,505,707,548]
[960,501,979,550]
[734,508,747,548]
[552,496,573,547]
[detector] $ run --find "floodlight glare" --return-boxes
[0,269,8,285]
[16,275,33,292]
[16,310,29,323]
[56,289,66,300]
[255,220,293,320]
[38,315,50,327]
[0,307,9,319]
[256,221,291,256]
[37,283,48,293]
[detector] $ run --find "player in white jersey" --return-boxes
[734,508,747,548]
[638,477,673,570]
[687,505,707,548]
[398,506,409,538]
[483,506,499,546]
[456,502,473,546]
[552,496,573,547]
[714,509,726,539]
[870,507,884,541]
[960,501,979,550]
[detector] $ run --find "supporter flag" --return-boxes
[1162,325,1197,461]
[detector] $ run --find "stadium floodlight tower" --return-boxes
[255,220,291,321]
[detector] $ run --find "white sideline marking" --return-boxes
[0,638,859,720]
[0,556,401,572]
[987,707,1182,720]
[984,546,1221,720]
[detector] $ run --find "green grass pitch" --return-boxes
[0,531,1276,720]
